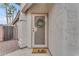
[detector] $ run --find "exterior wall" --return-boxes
[17,12,27,48]
[18,3,32,48]
[48,4,66,56]
[20,12,32,48]
[29,3,52,13]
[48,4,79,56]
[17,4,28,48]
[64,4,79,56]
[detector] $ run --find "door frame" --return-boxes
[31,14,48,48]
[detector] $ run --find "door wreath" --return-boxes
[35,19,45,28]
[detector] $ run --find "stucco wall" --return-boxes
[48,4,66,56]
[64,4,79,56]
[29,3,52,13]
[18,12,28,48]
[48,4,79,56]
[22,12,32,48]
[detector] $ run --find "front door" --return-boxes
[32,14,47,48]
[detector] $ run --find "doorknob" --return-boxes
[32,28,34,32]
[32,27,37,32]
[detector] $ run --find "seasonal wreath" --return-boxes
[35,19,45,28]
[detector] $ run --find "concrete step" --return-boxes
[4,48,50,56]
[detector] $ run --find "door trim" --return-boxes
[31,14,48,48]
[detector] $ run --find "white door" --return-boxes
[32,14,47,48]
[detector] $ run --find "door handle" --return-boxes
[32,28,34,32]
[32,27,37,32]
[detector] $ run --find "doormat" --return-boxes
[32,48,48,53]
